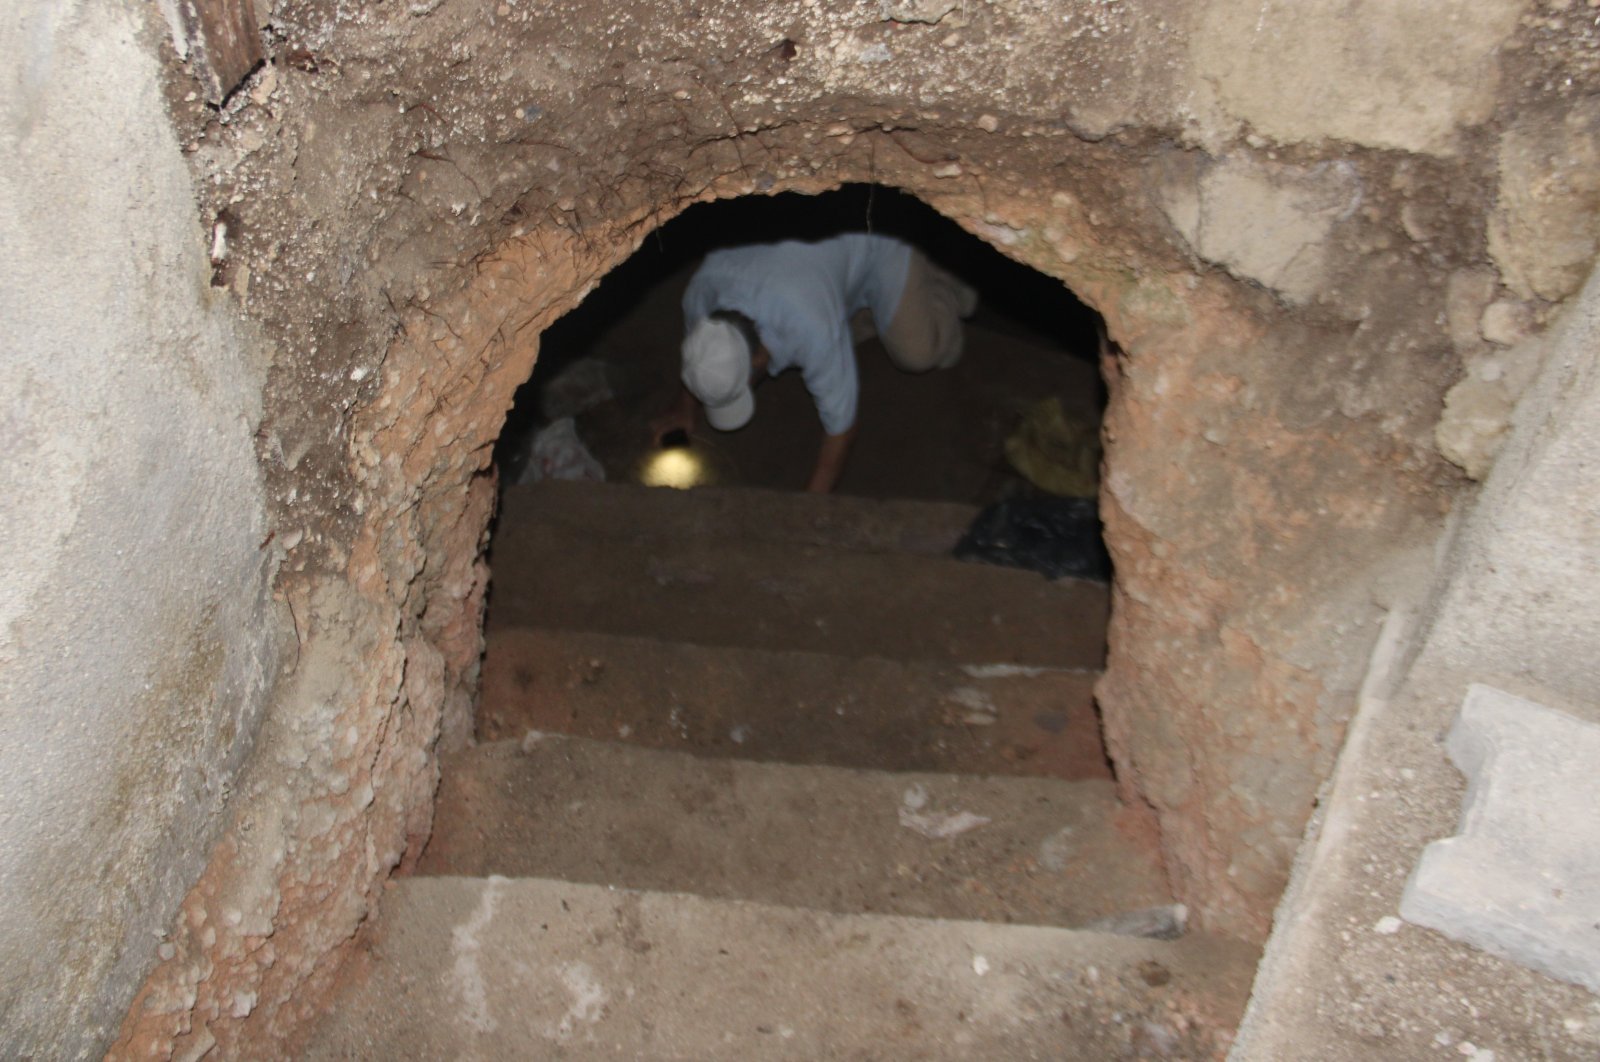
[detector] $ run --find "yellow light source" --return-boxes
[641,447,706,490]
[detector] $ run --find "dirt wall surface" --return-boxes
[0,2,284,1056]
[2,0,1585,1055]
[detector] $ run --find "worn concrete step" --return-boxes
[479,628,1110,781]
[488,488,1107,668]
[306,877,1254,1061]
[500,479,982,556]
[418,736,1168,929]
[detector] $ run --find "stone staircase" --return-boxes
[306,481,1257,1059]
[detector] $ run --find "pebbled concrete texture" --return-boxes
[0,2,283,1056]
[305,877,1257,1060]
[1230,634,1600,1059]
[1416,264,1600,708]
[1184,0,1521,156]
[1402,685,1600,993]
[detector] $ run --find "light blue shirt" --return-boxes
[682,234,913,434]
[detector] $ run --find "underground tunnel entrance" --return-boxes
[399,185,1213,964]
[471,186,1120,780]
[100,0,1533,1046]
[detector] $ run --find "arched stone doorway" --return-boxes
[107,0,1556,1053]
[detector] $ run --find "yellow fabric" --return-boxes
[1004,397,1101,497]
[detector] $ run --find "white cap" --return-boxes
[682,317,754,431]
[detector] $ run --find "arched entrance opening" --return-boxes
[108,3,1489,1050]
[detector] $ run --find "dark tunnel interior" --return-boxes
[493,184,1108,515]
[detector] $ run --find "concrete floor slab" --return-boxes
[418,736,1167,929]
[478,628,1109,781]
[305,877,1255,1060]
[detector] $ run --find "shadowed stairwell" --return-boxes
[305,201,1259,1057]
[308,479,1259,1058]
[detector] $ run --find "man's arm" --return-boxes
[805,424,858,494]
[650,384,698,445]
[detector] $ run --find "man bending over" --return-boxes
[654,232,977,493]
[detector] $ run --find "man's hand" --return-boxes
[651,386,698,447]
[805,425,858,494]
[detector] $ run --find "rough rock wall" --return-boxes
[0,3,284,1057]
[85,0,1600,1054]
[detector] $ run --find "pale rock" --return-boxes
[880,0,958,24]
[1487,98,1600,302]
[1435,376,1513,480]
[1446,270,1498,351]
[1480,300,1532,347]
[1163,155,1361,306]
[1186,0,1520,156]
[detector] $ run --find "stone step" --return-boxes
[479,628,1111,782]
[418,736,1168,929]
[500,479,982,556]
[305,877,1256,1061]
[487,486,1107,668]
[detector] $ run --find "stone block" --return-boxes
[1487,98,1600,303]
[1401,684,1600,992]
[1435,376,1513,481]
[1186,0,1520,156]
[1162,155,1361,306]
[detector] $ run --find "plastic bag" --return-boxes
[519,418,606,484]
[538,358,615,421]
[953,495,1111,581]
